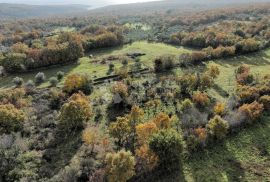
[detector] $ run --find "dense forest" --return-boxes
[0,1,270,182]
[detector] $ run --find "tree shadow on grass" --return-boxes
[132,164,186,182]
[40,130,82,178]
[186,142,245,182]
[213,84,230,98]
[214,51,270,68]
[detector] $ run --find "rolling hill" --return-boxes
[0,3,90,19]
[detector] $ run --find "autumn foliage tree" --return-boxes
[135,121,158,172]
[0,104,25,134]
[58,93,92,130]
[128,105,144,152]
[109,116,131,148]
[235,64,254,85]
[152,112,174,129]
[105,150,135,182]
[63,74,93,95]
[238,101,264,123]
[192,91,210,108]
[149,129,183,171]
[214,102,226,116]
[82,126,100,154]
[259,95,270,111]
[206,115,229,140]
[111,82,128,98]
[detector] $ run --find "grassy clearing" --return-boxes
[207,48,270,101]
[183,116,270,182]
[0,41,190,88]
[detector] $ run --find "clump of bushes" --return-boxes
[63,74,93,95]
[0,88,27,108]
[0,104,25,134]
[238,101,264,123]
[236,38,261,53]
[206,115,229,140]
[235,64,254,85]
[58,93,92,130]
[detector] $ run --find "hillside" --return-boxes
[0,3,90,19]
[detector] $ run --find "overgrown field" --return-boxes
[0,41,190,88]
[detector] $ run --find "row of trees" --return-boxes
[0,33,83,73]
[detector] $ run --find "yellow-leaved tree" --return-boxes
[58,92,92,130]
[105,150,135,182]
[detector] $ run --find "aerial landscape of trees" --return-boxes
[0,1,270,182]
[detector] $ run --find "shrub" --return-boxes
[58,93,92,130]
[109,63,115,70]
[187,127,208,152]
[136,122,158,145]
[0,88,27,108]
[190,51,207,64]
[235,64,254,85]
[105,150,135,182]
[0,104,25,134]
[109,116,131,147]
[238,101,264,123]
[12,77,24,88]
[206,63,220,79]
[34,72,46,85]
[121,58,129,66]
[82,127,99,153]
[108,63,115,74]
[194,127,207,143]
[259,95,270,111]
[8,151,42,181]
[63,74,93,95]
[152,112,173,129]
[149,129,183,171]
[180,99,194,112]
[111,82,128,98]
[199,73,214,90]
[206,115,229,140]
[57,71,64,80]
[154,55,176,72]
[236,85,259,104]
[192,91,210,108]
[49,88,66,110]
[214,102,226,116]
[116,67,129,79]
[24,80,35,94]
[49,77,58,87]
[135,144,158,173]
[176,74,197,94]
